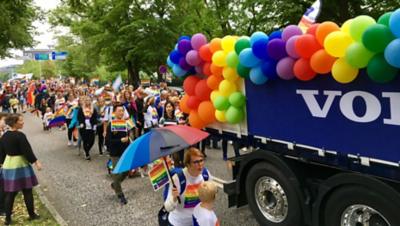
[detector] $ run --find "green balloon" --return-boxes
[237,63,250,78]
[345,43,375,68]
[235,38,251,55]
[213,95,230,111]
[226,106,244,124]
[350,15,376,42]
[229,92,246,108]
[226,52,239,68]
[377,12,392,27]
[362,24,395,53]
[367,53,399,83]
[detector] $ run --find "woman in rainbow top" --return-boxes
[164,148,212,226]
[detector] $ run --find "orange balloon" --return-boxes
[310,49,337,74]
[198,101,216,124]
[189,111,206,129]
[180,95,191,114]
[207,75,223,90]
[210,63,223,76]
[199,44,213,61]
[209,38,222,53]
[294,58,317,81]
[316,21,340,46]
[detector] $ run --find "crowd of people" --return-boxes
[0,77,244,225]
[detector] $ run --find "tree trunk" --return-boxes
[127,60,140,89]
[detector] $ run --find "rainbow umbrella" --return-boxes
[112,125,209,174]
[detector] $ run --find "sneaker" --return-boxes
[99,152,103,156]
[68,141,72,146]
[28,213,40,221]
[85,155,91,161]
[118,194,127,205]
[73,141,78,147]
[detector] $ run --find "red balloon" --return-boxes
[294,58,317,81]
[210,63,223,76]
[195,79,212,101]
[203,62,212,76]
[187,96,201,109]
[306,23,320,36]
[183,76,200,95]
[310,49,336,74]
[295,34,322,59]
[207,75,223,90]
[199,44,213,61]
[189,110,206,129]
[198,101,216,124]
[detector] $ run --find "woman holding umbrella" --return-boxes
[164,147,211,226]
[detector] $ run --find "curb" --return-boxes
[35,186,68,226]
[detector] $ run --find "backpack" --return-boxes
[158,167,210,226]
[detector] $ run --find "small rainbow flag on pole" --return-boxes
[48,115,66,128]
[111,119,127,132]
[148,159,171,191]
[298,0,322,33]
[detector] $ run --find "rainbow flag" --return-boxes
[55,106,66,117]
[126,118,135,130]
[148,159,170,191]
[49,115,66,128]
[298,0,322,33]
[111,119,127,132]
[183,183,201,208]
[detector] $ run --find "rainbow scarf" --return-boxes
[111,119,127,132]
[148,159,170,191]
[184,183,201,208]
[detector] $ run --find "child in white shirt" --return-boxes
[192,181,220,226]
[43,107,54,131]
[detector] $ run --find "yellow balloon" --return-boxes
[219,80,237,96]
[341,19,353,34]
[332,58,359,84]
[215,110,227,122]
[221,36,236,52]
[212,50,227,67]
[324,31,353,58]
[210,90,220,103]
[222,67,239,82]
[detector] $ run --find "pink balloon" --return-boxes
[191,33,208,50]
[286,35,300,59]
[277,57,296,80]
[282,25,303,42]
[195,62,204,75]
[186,50,201,66]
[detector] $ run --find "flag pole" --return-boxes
[162,156,181,204]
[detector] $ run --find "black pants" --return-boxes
[97,125,104,154]
[0,179,5,213]
[66,119,77,141]
[5,189,35,222]
[80,129,95,157]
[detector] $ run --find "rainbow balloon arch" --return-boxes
[167,9,400,129]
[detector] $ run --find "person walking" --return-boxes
[0,114,42,225]
[77,96,98,160]
[105,104,132,205]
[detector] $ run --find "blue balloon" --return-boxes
[250,66,268,85]
[169,50,182,64]
[252,39,270,60]
[389,9,400,38]
[167,56,174,68]
[261,59,278,79]
[384,38,400,68]
[269,30,282,40]
[250,31,269,46]
[239,48,262,68]
[178,36,191,42]
[172,64,187,77]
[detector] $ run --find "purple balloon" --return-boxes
[282,25,303,42]
[191,33,208,50]
[179,57,192,71]
[267,39,287,61]
[276,57,296,80]
[178,39,192,55]
[186,50,201,66]
[286,35,300,58]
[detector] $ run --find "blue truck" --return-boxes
[207,71,400,226]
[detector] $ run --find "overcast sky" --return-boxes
[0,0,63,67]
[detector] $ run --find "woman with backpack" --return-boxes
[163,148,211,226]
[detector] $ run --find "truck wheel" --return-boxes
[324,186,400,226]
[245,162,302,226]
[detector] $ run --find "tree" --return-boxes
[0,0,40,57]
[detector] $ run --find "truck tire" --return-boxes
[245,162,302,226]
[323,186,400,226]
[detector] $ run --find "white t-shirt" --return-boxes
[102,105,129,122]
[164,168,211,226]
[192,204,219,226]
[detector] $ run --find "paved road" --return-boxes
[23,113,258,226]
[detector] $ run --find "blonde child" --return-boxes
[8,95,19,113]
[43,107,54,131]
[192,181,220,226]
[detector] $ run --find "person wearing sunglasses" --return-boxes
[163,148,212,226]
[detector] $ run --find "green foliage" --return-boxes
[0,0,40,57]
[17,60,57,79]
